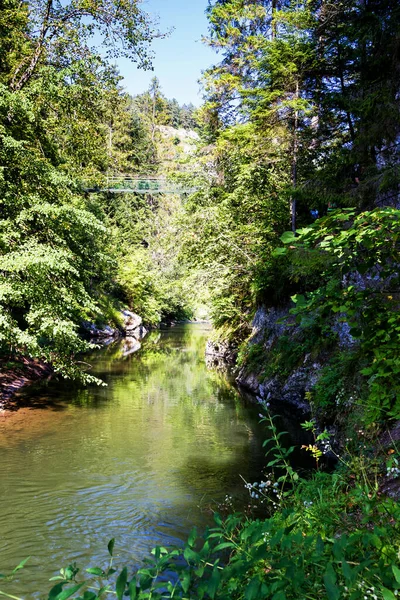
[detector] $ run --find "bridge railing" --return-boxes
[83,176,198,194]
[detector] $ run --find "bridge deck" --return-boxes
[84,177,198,194]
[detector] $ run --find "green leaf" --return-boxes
[214,513,222,526]
[296,227,313,236]
[392,565,400,584]
[382,589,396,600]
[207,566,220,600]
[86,568,104,577]
[341,560,354,584]
[107,539,115,557]
[56,584,84,600]
[272,592,286,600]
[272,247,287,257]
[245,577,261,600]
[291,294,306,305]
[48,583,66,600]
[316,536,324,555]
[12,558,30,573]
[213,542,235,552]
[137,573,152,591]
[188,527,197,548]
[82,592,97,600]
[280,231,296,244]
[324,563,340,600]
[128,579,137,600]
[183,547,200,564]
[284,521,299,535]
[194,566,204,578]
[116,567,128,600]
[181,570,191,594]
[64,566,78,581]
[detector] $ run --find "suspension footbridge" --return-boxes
[84,176,198,194]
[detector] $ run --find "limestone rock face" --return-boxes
[250,306,288,348]
[236,301,361,417]
[235,305,315,416]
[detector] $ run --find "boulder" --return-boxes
[121,311,148,340]
[122,310,142,332]
[82,321,120,341]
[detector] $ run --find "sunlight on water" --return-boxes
[0,324,265,596]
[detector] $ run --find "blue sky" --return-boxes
[116,0,217,106]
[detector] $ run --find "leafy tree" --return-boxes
[9,0,163,92]
[0,84,114,379]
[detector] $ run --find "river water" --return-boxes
[0,324,266,596]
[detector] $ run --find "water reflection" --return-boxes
[0,325,265,597]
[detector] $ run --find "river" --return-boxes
[0,324,266,596]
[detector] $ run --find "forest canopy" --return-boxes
[1,0,400,393]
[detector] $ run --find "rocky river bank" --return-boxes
[0,310,148,404]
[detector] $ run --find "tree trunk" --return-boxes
[290,79,299,233]
[271,0,277,40]
[11,0,53,91]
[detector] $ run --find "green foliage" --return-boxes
[280,208,400,421]
[263,330,323,380]
[313,352,364,411]
[133,80,199,132]
[177,123,289,337]
[117,247,182,326]
[0,0,167,379]
[250,208,400,424]
[237,342,266,372]
[189,0,400,338]
[0,84,113,380]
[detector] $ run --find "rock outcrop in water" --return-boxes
[205,339,237,366]
[123,311,148,340]
[82,310,148,344]
[218,304,357,419]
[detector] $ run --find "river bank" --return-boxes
[0,309,211,405]
[0,357,53,406]
[0,309,148,405]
